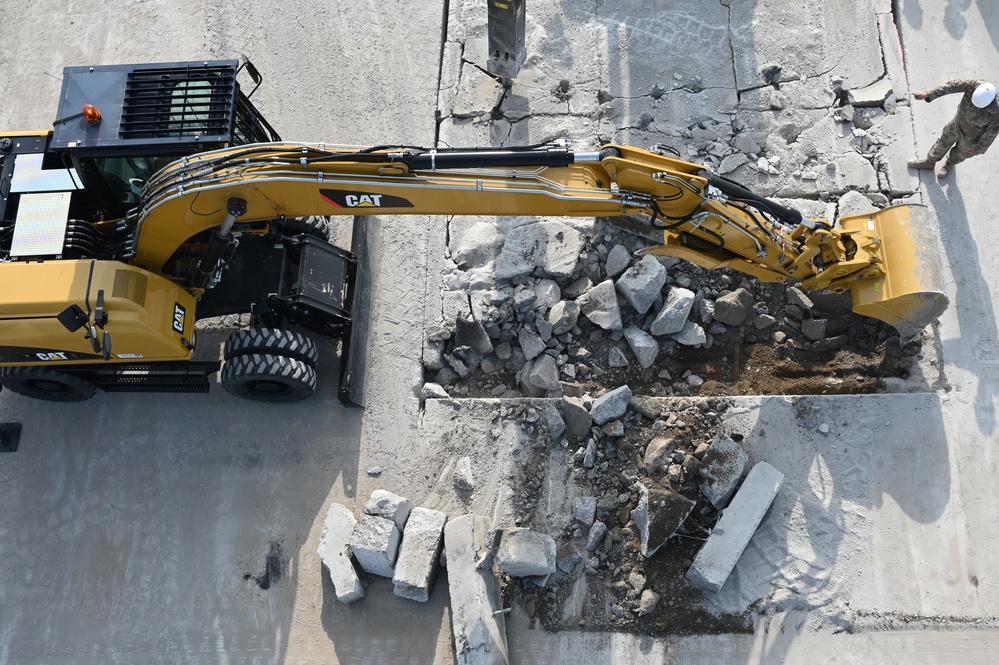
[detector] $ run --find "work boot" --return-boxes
[907,158,935,170]
[937,160,953,178]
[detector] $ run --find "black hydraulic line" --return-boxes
[405,148,575,170]
[696,169,803,227]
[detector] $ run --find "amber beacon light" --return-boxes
[82,104,101,124]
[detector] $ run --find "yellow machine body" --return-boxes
[0,260,196,365]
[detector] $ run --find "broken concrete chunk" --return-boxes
[350,514,402,578]
[650,287,695,336]
[572,496,597,527]
[529,354,561,391]
[586,521,608,551]
[801,318,828,341]
[363,490,413,530]
[393,507,448,602]
[534,279,561,310]
[637,589,660,615]
[455,316,494,355]
[576,279,623,330]
[444,515,510,665]
[608,346,629,367]
[547,300,580,335]
[317,503,367,603]
[590,385,632,425]
[671,320,707,346]
[629,394,661,420]
[624,325,659,369]
[495,529,557,577]
[560,397,593,438]
[421,382,450,400]
[687,462,785,593]
[605,244,632,278]
[698,433,749,509]
[712,288,754,325]
[615,255,667,315]
[643,436,673,472]
[518,329,546,361]
[784,286,813,310]
[543,405,566,440]
[495,221,582,281]
[454,456,475,491]
[630,482,696,558]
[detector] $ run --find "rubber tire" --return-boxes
[0,366,97,402]
[224,328,319,367]
[283,216,331,241]
[221,354,317,403]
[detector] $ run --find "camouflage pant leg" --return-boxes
[927,120,977,164]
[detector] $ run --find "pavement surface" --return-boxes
[2,1,999,663]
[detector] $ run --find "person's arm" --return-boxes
[975,121,999,154]
[916,79,981,102]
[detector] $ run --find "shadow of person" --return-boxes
[945,0,973,38]
[923,175,998,434]
[978,0,999,51]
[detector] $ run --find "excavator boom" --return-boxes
[136,140,948,338]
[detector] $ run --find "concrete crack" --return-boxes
[434,0,451,147]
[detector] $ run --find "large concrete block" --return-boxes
[495,528,556,577]
[350,514,401,578]
[317,502,367,604]
[631,483,697,558]
[363,489,413,530]
[393,507,448,602]
[687,462,785,593]
[444,515,509,665]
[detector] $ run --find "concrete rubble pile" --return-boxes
[423,209,912,402]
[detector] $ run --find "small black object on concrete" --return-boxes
[0,423,22,452]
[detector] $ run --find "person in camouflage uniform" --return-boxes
[908,78,999,177]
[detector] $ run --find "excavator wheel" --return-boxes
[0,366,97,402]
[283,216,331,241]
[221,354,317,403]
[223,328,320,367]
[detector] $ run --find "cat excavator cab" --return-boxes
[0,60,948,403]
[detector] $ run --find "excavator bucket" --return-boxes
[842,204,949,341]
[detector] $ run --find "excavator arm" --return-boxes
[135,140,947,339]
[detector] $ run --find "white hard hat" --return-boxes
[972,82,996,108]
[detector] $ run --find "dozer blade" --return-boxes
[337,215,370,406]
[841,204,949,341]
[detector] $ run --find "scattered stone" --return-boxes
[615,255,667,314]
[350,514,402,578]
[572,497,597,527]
[671,320,707,346]
[698,433,749,509]
[590,385,633,425]
[421,382,450,400]
[605,244,632,278]
[454,456,475,492]
[624,326,659,369]
[529,354,561,391]
[650,287,695,336]
[576,279,624,330]
[518,329,546,361]
[712,288,754,325]
[364,490,413,530]
[547,300,580,335]
[608,346,629,367]
[444,515,510,664]
[534,279,561,310]
[560,397,593,437]
[586,521,608,551]
[643,436,673,472]
[687,462,785,593]
[801,318,828,342]
[562,276,592,298]
[455,317,494,355]
[630,482,697,557]
[637,589,660,616]
[718,153,749,174]
[494,342,512,360]
[543,405,566,440]
[496,529,557,577]
[393,507,448,602]
[601,420,625,437]
[629,395,661,420]
[318,503,367,603]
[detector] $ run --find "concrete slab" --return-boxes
[351,514,402,578]
[444,514,510,665]
[317,502,367,604]
[687,462,785,593]
[393,507,448,602]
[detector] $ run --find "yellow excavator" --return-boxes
[0,60,948,403]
